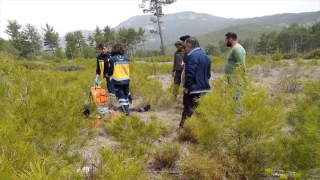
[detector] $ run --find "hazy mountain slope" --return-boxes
[164,24,284,55]
[115,11,320,50]
[58,11,320,50]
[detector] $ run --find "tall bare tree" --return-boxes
[139,0,177,56]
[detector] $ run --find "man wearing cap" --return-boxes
[171,40,185,98]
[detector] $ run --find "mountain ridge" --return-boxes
[59,11,320,50]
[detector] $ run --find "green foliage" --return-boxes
[106,114,161,157]
[52,64,86,71]
[257,31,278,54]
[4,20,42,60]
[283,52,300,59]
[282,164,290,171]
[292,173,302,180]
[187,74,286,179]
[18,60,51,70]
[177,120,198,143]
[284,79,320,174]
[0,52,92,178]
[279,174,288,180]
[131,56,173,63]
[93,148,146,180]
[155,116,175,137]
[179,152,226,179]
[272,52,283,61]
[265,168,273,175]
[280,77,302,93]
[152,143,180,169]
[303,48,320,59]
[65,31,86,59]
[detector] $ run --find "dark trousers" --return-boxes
[113,84,130,115]
[174,71,182,85]
[179,93,203,128]
[106,78,115,94]
[107,78,132,103]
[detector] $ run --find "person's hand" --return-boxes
[183,88,188,94]
[171,72,175,77]
[94,78,98,84]
[105,74,109,79]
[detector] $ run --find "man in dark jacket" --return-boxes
[172,41,184,84]
[171,40,185,98]
[179,37,211,128]
[94,43,115,96]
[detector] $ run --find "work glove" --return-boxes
[94,78,98,84]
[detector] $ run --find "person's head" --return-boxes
[174,41,183,51]
[179,35,191,48]
[98,43,108,55]
[185,37,199,52]
[111,43,125,56]
[225,32,237,47]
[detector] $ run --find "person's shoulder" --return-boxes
[233,44,245,53]
[234,44,245,50]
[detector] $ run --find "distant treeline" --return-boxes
[206,22,320,57]
[1,19,320,60]
[0,20,156,60]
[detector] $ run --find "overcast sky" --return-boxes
[0,0,319,40]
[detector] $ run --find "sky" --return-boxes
[0,0,319,40]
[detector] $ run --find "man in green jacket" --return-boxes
[224,32,246,113]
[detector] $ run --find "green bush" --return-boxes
[303,48,320,59]
[187,75,286,179]
[93,148,147,180]
[152,143,180,169]
[284,79,320,175]
[0,52,92,179]
[280,77,302,93]
[283,52,300,59]
[106,114,160,157]
[179,152,226,179]
[272,52,283,61]
[19,61,51,70]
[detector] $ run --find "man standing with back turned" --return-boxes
[224,32,246,113]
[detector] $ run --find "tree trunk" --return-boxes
[155,5,165,56]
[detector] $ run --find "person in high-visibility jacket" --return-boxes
[94,43,115,96]
[107,43,131,116]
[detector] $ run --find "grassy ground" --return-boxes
[2,52,320,179]
[80,58,320,179]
